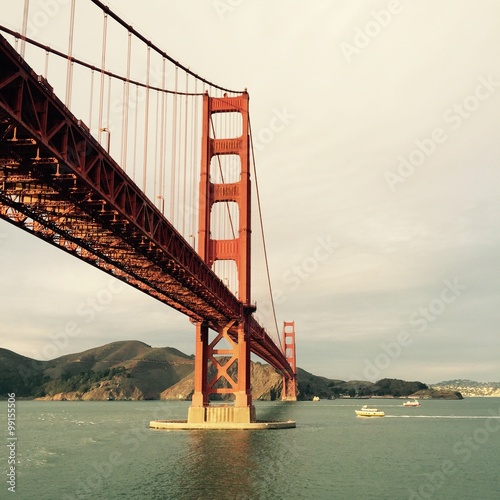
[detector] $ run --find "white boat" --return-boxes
[403,399,421,407]
[312,396,320,402]
[355,405,385,417]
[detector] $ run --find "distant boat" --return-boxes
[355,405,385,417]
[312,396,320,402]
[403,399,421,407]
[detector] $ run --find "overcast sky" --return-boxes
[1,0,499,384]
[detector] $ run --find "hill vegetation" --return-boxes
[296,370,430,400]
[0,341,463,401]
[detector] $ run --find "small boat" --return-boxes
[355,405,385,417]
[312,396,320,402]
[403,399,421,407]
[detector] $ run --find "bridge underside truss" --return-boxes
[0,34,293,378]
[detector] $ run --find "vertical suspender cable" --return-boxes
[142,45,151,193]
[175,75,182,228]
[20,0,29,58]
[132,84,139,182]
[153,89,159,205]
[44,49,49,78]
[65,0,76,108]
[190,81,199,244]
[121,31,132,171]
[98,11,108,144]
[161,71,169,215]
[88,69,95,130]
[182,72,189,235]
[159,58,166,214]
[106,74,112,149]
[170,67,178,222]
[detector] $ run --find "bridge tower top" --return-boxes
[198,91,252,307]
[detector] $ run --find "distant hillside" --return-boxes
[0,341,461,401]
[431,379,500,397]
[295,371,433,400]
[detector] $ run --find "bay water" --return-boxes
[1,398,499,499]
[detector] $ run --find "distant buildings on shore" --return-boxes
[431,379,500,397]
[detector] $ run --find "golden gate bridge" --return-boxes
[0,0,296,426]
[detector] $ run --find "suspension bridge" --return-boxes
[0,1,296,426]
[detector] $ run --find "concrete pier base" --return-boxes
[187,405,256,424]
[149,419,296,430]
[150,404,296,430]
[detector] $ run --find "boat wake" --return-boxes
[385,415,500,419]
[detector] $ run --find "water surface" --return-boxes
[1,398,499,499]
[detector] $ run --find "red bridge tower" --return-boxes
[188,92,256,424]
[281,321,297,401]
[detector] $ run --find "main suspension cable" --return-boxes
[0,25,205,97]
[89,0,243,94]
